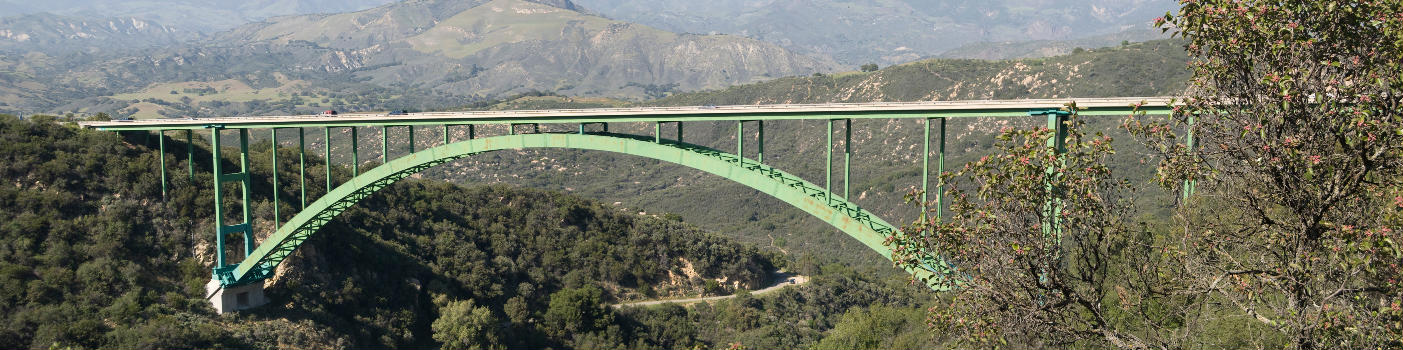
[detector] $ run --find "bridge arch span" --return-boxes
[223,132,933,286]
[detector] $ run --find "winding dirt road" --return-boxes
[611,273,809,308]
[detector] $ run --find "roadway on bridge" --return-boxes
[80,96,1174,131]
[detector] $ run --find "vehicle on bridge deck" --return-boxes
[319,110,338,116]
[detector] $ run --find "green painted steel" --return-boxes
[844,119,851,199]
[826,120,833,203]
[443,125,451,145]
[87,102,1174,132]
[210,128,225,266]
[936,118,946,220]
[655,122,661,143]
[324,127,332,193]
[922,119,930,207]
[186,130,194,181]
[299,128,306,210]
[351,127,359,175]
[757,121,764,163]
[381,126,389,164]
[271,129,279,225]
[1184,114,1196,199]
[408,125,416,153]
[222,133,938,287]
[239,129,253,257]
[677,122,683,143]
[1037,110,1070,249]
[469,124,476,139]
[158,130,167,198]
[737,121,744,165]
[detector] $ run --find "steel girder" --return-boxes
[221,132,940,287]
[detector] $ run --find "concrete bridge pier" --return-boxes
[205,279,267,314]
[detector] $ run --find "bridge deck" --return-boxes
[81,96,1175,131]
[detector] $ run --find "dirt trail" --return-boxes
[611,273,808,308]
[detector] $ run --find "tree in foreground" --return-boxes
[1128,0,1403,348]
[888,110,1189,349]
[432,299,502,350]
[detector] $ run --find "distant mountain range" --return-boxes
[0,0,397,32]
[0,0,833,117]
[0,13,198,54]
[575,0,1178,65]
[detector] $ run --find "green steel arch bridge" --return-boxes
[80,97,1178,313]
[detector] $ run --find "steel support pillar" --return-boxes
[324,127,332,192]
[1041,111,1069,245]
[655,122,661,143]
[238,129,252,257]
[350,127,359,176]
[271,129,279,225]
[921,117,947,219]
[443,125,451,145]
[298,128,306,210]
[381,126,389,163]
[211,128,225,266]
[737,121,744,166]
[844,119,852,199]
[1183,114,1196,199]
[186,130,194,181]
[757,121,764,163]
[158,130,167,199]
[826,120,833,203]
[408,125,416,153]
[209,127,255,282]
[676,122,683,143]
[936,118,946,219]
[468,124,476,139]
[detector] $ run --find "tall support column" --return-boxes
[1183,114,1196,199]
[238,129,253,257]
[676,122,683,143]
[158,130,167,199]
[921,117,948,219]
[381,126,389,163]
[737,121,744,165]
[826,120,833,203]
[922,118,930,207]
[324,127,332,193]
[186,130,194,181]
[350,127,359,176]
[443,125,451,145]
[757,121,764,163]
[655,122,661,143]
[844,119,852,199]
[270,129,279,225]
[468,124,476,139]
[298,128,306,210]
[936,118,946,220]
[408,125,416,153]
[210,128,226,267]
[1042,111,1069,246]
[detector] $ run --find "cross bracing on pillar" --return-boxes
[79,97,1182,293]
